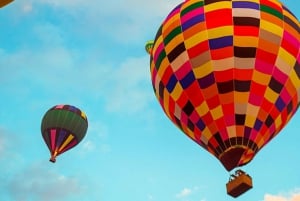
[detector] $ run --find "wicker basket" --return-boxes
[226,173,253,197]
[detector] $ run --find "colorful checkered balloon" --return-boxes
[149,0,300,171]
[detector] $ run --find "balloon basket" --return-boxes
[226,170,252,198]
[49,156,56,163]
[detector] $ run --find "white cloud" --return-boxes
[103,56,153,114]
[79,120,111,155]
[85,120,109,140]
[8,163,85,201]
[0,129,8,156]
[22,3,33,13]
[38,0,86,7]
[33,22,66,46]
[18,0,183,43]
[176,188,192,199]
[264,189,300,201]
[79,140,111,155]
[36,0,182,20]
[175,186,205,201]
[0,128,88,201]
[82,140,95,152]
[1,0,162,117]
[0,127,22,164]
[0,45,153,115]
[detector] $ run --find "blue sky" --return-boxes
[0,0,299,201]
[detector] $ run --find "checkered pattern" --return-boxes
[150,0,300,170]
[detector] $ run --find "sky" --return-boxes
[0,0,299,201]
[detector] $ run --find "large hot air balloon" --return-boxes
[147,0,299,197]
[41,104,88,163]
[0,0,13,8]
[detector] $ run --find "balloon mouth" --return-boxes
[49,157,56,163]
[219,146,255,171]
[49,151,58,163]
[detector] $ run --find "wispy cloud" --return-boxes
[174,186,206,201]
[176,188,192,198]
[264,189,300,201]
[13,0,183,44]
[0,45,153,116]
[0,128,9,156]
[103,56,153,114]
[0,127,22,164]
[81,140,95,152]
[35,0,182,23]
[88,120,109,139]
[79,140,111,154]
[22,3,33,13]
[78,120,111,155]
[7,163,85,201]
[0,127,89,201]
[175,186,203,199]
[1,0,165,118]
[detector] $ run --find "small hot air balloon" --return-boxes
[145,40,154,55]
[148,0,299,197]
[41,104,88,163]
[0,0,13,8]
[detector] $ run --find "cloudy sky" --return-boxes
[0,0,299,201]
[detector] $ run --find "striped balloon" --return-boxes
[150,0,300,171]
[41,104,88,162]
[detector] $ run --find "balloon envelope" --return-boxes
[0,0,13,8]
[145,40,154,54]
[41,104,88,162]
[150,0,300,171]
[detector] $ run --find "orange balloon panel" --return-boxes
[150,0,300,171]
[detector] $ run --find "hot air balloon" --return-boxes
[145,40,154,55]
[0,0,13,8]
[41,104,88,163]
[147,0,299,197]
